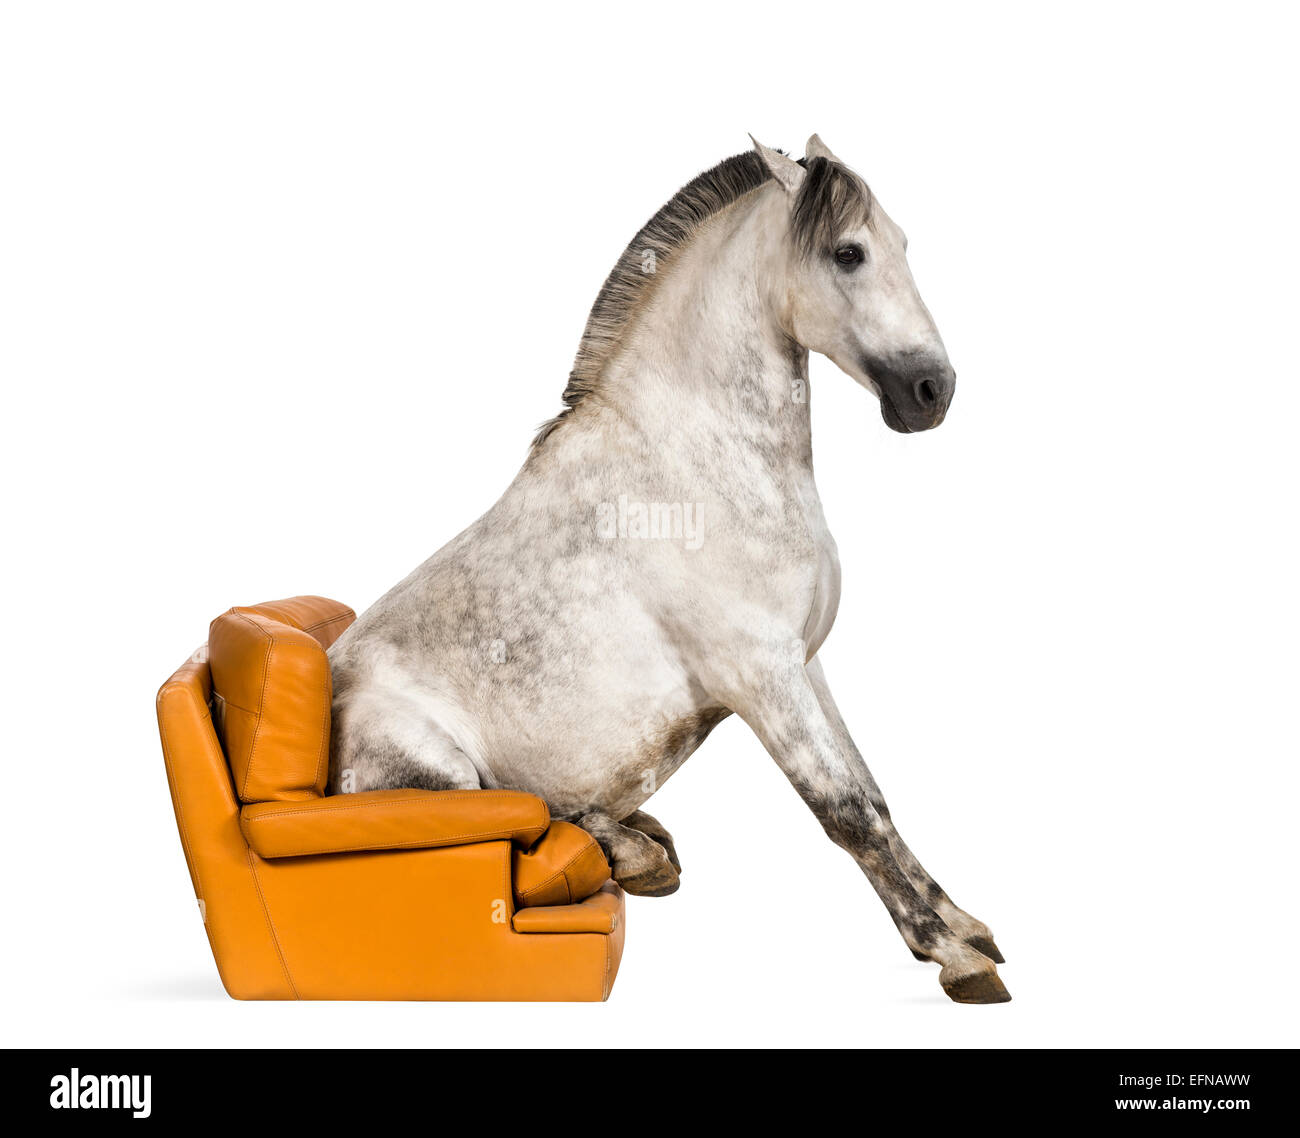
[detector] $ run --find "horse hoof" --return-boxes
[652,840,682,874]
[941,969,1012,1005]
[617,865,681,897]
[964,935,1005,964]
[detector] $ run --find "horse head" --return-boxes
[753,134,956,433]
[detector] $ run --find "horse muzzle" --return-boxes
[867,352,956,433]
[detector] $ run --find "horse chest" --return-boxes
[758,473,842,653]
[803,536,841,647]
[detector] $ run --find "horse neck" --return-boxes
[575,186,811,463]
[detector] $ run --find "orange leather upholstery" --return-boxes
[230,595,356,650]
[156,596,625,1001]
[512,882,624,934]
[240,789,550,858]
[513,820,612,907]
[208,608,332,802]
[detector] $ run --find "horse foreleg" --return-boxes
[577,812,680,896]
[620,809,682,873]
[805,658,1005,964]
[730,650,1010,1004]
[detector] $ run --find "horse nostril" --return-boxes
[917,378,938,407]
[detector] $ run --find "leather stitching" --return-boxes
[513,896,616,934]
[156,688,205,904]
[210,692,258,716]
[516,842,604,901]
[312,652,331,793]
[502,842,513,922]
[242,794,549,850]
[224,610,274,801]
[244,791,545,818]
[222,610,334,800]
[244,825,549,858]
[302,611,354,634]
[245,849,299,999]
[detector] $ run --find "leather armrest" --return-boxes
[240,789,550,858]
[512,820,610,907]
[512,882,623,934]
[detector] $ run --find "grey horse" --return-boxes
[328,134,1010,1004]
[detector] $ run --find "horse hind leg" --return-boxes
[329,694,481,794]
[578,812,680,896]
[620,809,682,873]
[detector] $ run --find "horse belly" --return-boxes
[596,704,731,819]
[479,676,726,821]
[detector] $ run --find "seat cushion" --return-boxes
[208,597,353,803]
[512,820,611,907]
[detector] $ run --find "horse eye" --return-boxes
[834,245,864,267]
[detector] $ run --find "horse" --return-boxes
[327,134,1010,1004]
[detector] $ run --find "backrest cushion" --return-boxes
[208,596,355,803]
[231,595,356,650]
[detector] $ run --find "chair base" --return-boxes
[216,845,625,1002]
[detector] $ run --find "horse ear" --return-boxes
[750,135,805,194]
[805,133,840,163]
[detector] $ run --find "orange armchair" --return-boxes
[156,596,625,1001]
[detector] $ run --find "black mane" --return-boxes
[533,149,872,447]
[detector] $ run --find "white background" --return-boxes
[2,1,1297,1049]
